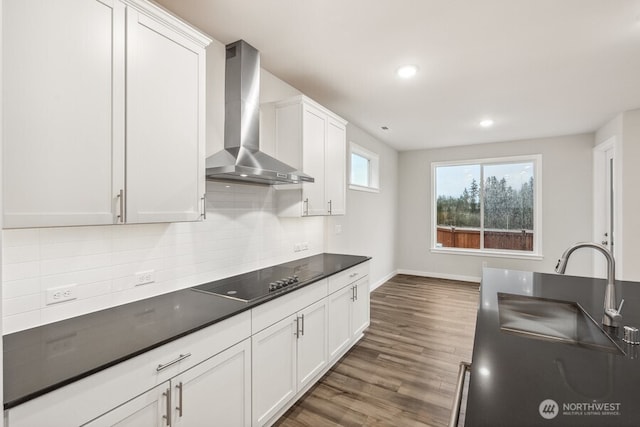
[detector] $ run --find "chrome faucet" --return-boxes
[555,242,624,328]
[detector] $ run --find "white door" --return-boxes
[327,285,353,361]
[252,314,298,426]
[593,139,617,278]
[301,105,327,216]
[125,7,205,223]
[3,0,125,228]
[325,119,347,215]
[83,383,166,427]
[296,299,328,389]
[173,339,251,427]
[352,277,371,338]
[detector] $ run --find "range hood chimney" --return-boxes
[205,40,313,185]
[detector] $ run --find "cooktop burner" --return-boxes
[192,266,323,303]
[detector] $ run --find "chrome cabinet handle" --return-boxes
[351,285,356,302]
[176,382,184,417]
[449,361,471,427]
[349,272,359,279]
[201,194,207,220]
[301,314,305,337]
[162,387,172,426]
[294,317,300,338]
[355,284,358,301]
[117,189,124,223]
[328,200,332,214]
[304,198,309,216]
[156,353,192,372]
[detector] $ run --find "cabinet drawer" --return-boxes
[5,312,251,427]
[328,262,369,294]
[252,279,328,334]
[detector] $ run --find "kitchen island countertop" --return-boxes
[3,253,370,410]
[465,268,640,426]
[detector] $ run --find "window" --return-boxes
[432,155,542,258]
[349,142,379,192]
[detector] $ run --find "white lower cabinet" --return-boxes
[252,299,328,427]
[328,274,370,362]
[82,384,166,427]
[85,338,252,427]
[174,338,251,426]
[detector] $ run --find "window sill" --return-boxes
[349,184,379,193]
[430,247,544,261]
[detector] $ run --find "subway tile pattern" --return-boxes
[2,182,324,334]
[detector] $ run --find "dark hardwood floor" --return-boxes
[274,274,480,427]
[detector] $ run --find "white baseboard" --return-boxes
[396,269,481,283]
[370,270,397,291]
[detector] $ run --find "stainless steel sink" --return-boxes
[497,293,625,355]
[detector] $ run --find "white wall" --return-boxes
[596,108,640,281]
[396,133,595,282]
[2,183,324,334]
[1,0,5,415]
[326,126,399,290]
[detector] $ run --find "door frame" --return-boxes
[593,137,622,279]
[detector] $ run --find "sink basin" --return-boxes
[497,293,624,355]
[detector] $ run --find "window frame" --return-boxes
[349,142,380,193]
[430,154,543,260]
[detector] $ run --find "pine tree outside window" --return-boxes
[431,155,542,258]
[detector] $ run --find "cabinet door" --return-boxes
[296,299,328,389]
[327,285,353,361]
[125,8,205,223]
[173,339,251,427]
[83,383,166,427]
[325,118,347,215]
[3,0,125,228]
[352,277,371,338]
[252,314,298,426]
[301,105,327,216]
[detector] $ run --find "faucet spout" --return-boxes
[555,242,621,328]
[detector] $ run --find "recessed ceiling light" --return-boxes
[479,119,494,128]
[396,65,418,79]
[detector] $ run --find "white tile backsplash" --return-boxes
[2,184,325,334]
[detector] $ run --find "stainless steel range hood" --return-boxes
[206,40,313,185]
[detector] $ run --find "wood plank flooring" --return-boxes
[274,274,480,427]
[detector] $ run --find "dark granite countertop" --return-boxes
[3,253,370,410]
[465,268,640,427]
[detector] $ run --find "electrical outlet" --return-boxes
[301,242,309,251]
[135,270,155,286]
[45,284,78,305]
[293,244,301,252]
[335,225,342,235]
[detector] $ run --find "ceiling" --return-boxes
[155,0,640,151]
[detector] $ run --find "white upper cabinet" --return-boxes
[2,0,210,228]
[274,95,347,217]
[124,5,207,223]
[3,0,126,228]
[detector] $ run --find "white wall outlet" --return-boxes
[293,244,301,252]
[335,224,342,235]
[45,284,78,305]
[301,242,309,251]
[135,270,155,286]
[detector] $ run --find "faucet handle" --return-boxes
[617,299,625,314]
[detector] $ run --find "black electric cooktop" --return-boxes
[192,265,323,302]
